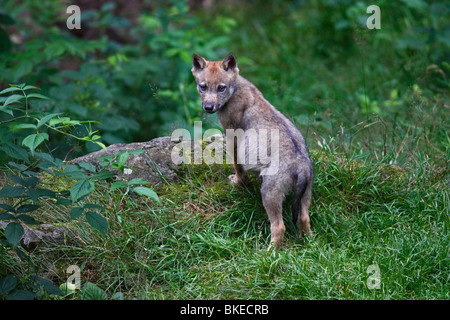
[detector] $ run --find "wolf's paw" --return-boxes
[228,174,242,186]
[299,229,314,239]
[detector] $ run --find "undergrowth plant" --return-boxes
[0,83,158,299]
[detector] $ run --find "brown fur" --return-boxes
[192,53,314,250]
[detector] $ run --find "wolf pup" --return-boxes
[191,53,314,250]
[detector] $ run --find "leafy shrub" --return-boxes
[0,84,107,242]
[0,83,158,299]
[0,274,63,300]
[0,0,235,160]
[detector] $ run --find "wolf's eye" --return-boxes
[218,85,226,92]
[199,84,207,91]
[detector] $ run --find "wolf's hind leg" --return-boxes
[261,178,286,250]
[297,182,313,238]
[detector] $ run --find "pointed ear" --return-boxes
[222,53,238,72]
[192,54,207,71]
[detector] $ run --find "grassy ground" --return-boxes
[4,143,447,300]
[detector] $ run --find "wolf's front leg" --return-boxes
[228,162,247,186]
[228,140,247,186]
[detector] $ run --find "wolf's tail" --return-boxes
[292,174,308,225]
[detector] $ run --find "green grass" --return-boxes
[3,144,447,300]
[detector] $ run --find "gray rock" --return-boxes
[70,136,181,187]
[0,221,67,249]
[69,134,225,187]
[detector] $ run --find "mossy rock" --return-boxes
[70,135,227,188]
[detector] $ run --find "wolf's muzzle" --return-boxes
[202,103,218,113]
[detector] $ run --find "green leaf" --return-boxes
[116,151,129,167]
[0,276,17,295]
[93,141,107,150]
[70,207,84,220]
[127,149,145,155]
[0,87,21,95]
[0,143,30,163]
[90,169,113,180]
[49,117,80,127]
[15,247,32,264]
[6,289,35,300]
[37,113,61,128]
[3,94,25,107]
[0,185,26,198]
[23,176,39,188]
[16,204,41,213]
[44,42,65,60]
[78,161,96,172]
[59,282,77,295]
[98,155,113,166]
[0,212,15,220]
[22,85,38,91]
[34,151,57,165]
[70,179,95,203]
[127,178,150,185]
[81,282,108,300]
[26,189,40,203]
[26,93,49,100]
[61,164,81,173]
[90,134,101,141]
[9,175,25,186]
[85,211,108,235]
[112,292,124,300]
[10,175,38,188]
[14,60,33,81]
[27,188,56,203]
[55,198,72,206]
[22,133,49,155]
[62,170,88,180]
[29,275,63,296]
[133,186,159,202]
[16,214,38,225]
[110,181,128,191]
[5,222,24,246]
[10,123,37,130]
[0,104,14,115]
[0,203,16,213]
[49,117,68,126]
[7,162,28,171]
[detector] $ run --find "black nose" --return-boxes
[203,104,214,112]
